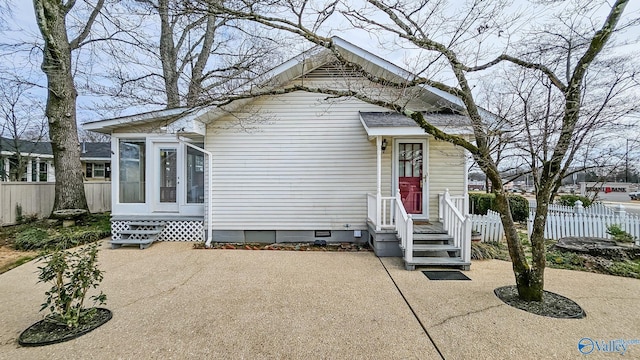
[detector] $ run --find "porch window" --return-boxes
[119,139,146,203]
[186,145,204,203]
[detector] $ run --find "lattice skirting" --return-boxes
[112,220,204,242]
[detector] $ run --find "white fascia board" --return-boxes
[80,157,111,162]
[0,150,53,158]
[82,107,190,133]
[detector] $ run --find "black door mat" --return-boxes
[422,270,471,281]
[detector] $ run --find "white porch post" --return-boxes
[376,136,382,231]
[26,159,32,182]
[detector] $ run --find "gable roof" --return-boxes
[83,36,477,134]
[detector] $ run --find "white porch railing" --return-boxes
[366,192,397,231]
[394,190,414,262]
[440,189,472,263]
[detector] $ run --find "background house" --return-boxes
[0,137,111,182]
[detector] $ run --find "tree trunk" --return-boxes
[34,1,88,212]
[493,191,543,301]
[159,0,181,108]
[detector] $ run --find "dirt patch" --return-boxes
[0,246,38,274]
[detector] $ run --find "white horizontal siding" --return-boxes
[428,140,466,218]
[207,91,389,230]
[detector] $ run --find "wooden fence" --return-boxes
[0,181,111,226]
[470,209,505,242]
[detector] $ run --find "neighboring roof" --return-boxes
[0,137,110,160]
[0,137,52,156]
[359,112,473,136]
[80,142,111,160]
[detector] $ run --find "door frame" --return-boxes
[152,141,181,213]
[393,138,429,220]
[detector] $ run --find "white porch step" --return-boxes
[405,257,471,270]
[111,238,154,250]
[412,233,453,242]
[118,229,162,236]
[127,221,166,227]
[412,244,459,252]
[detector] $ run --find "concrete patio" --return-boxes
[0,241,638,359]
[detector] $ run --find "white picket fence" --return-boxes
[528,205,640,245]
[470,200,640,245]
[470,209,505,242]
[529,201,613,215]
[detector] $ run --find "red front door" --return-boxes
[398,142,423,214]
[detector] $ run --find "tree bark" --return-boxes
[34,0,88,212]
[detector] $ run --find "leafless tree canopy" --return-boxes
[199,0,639,301]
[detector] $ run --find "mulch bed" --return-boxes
[194,242,372,252]
[494,285,586,319]
[18,308,112,347]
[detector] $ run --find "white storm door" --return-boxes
[154,143,179,212]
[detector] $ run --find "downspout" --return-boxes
[177,136,214,247]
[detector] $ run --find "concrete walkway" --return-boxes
[0,242,639,359]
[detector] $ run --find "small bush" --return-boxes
[556,194,592,208]
[508,195,529,222]
[12,214,111,251]
[14,228,51,250]
[469,193,494,215]
[607,224,636,243]
[37,242,107,328]
[469,192,529,222]
[471,242,507,260]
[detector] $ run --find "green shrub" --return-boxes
[471,242,508,260]
[37,242,107,328]
[469,193,494,215]
[14,228,51,250]
[607,224,636,243]
[12,213,111,251]
[556,194,592,208]
[469,192,529,222]
[508,195,529,222]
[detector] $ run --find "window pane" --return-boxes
[119,140,146,203]
[39,163,48,182]
[94,163,105,178]
[159,148,177,203]
[187,146,204,203]
[86,163,93,178]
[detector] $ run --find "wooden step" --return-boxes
[412,233,453,242]
[412,244,460,252]
[110,238,154,250]
[404,257,470,271]
[119,229,162,236]
[127,221,166,227]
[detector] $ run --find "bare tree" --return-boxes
[94,0,286,111]
[201,0,638,301]
[0,79,49,181]
[32,0,109,212]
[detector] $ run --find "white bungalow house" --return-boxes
[83,37,474,270]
